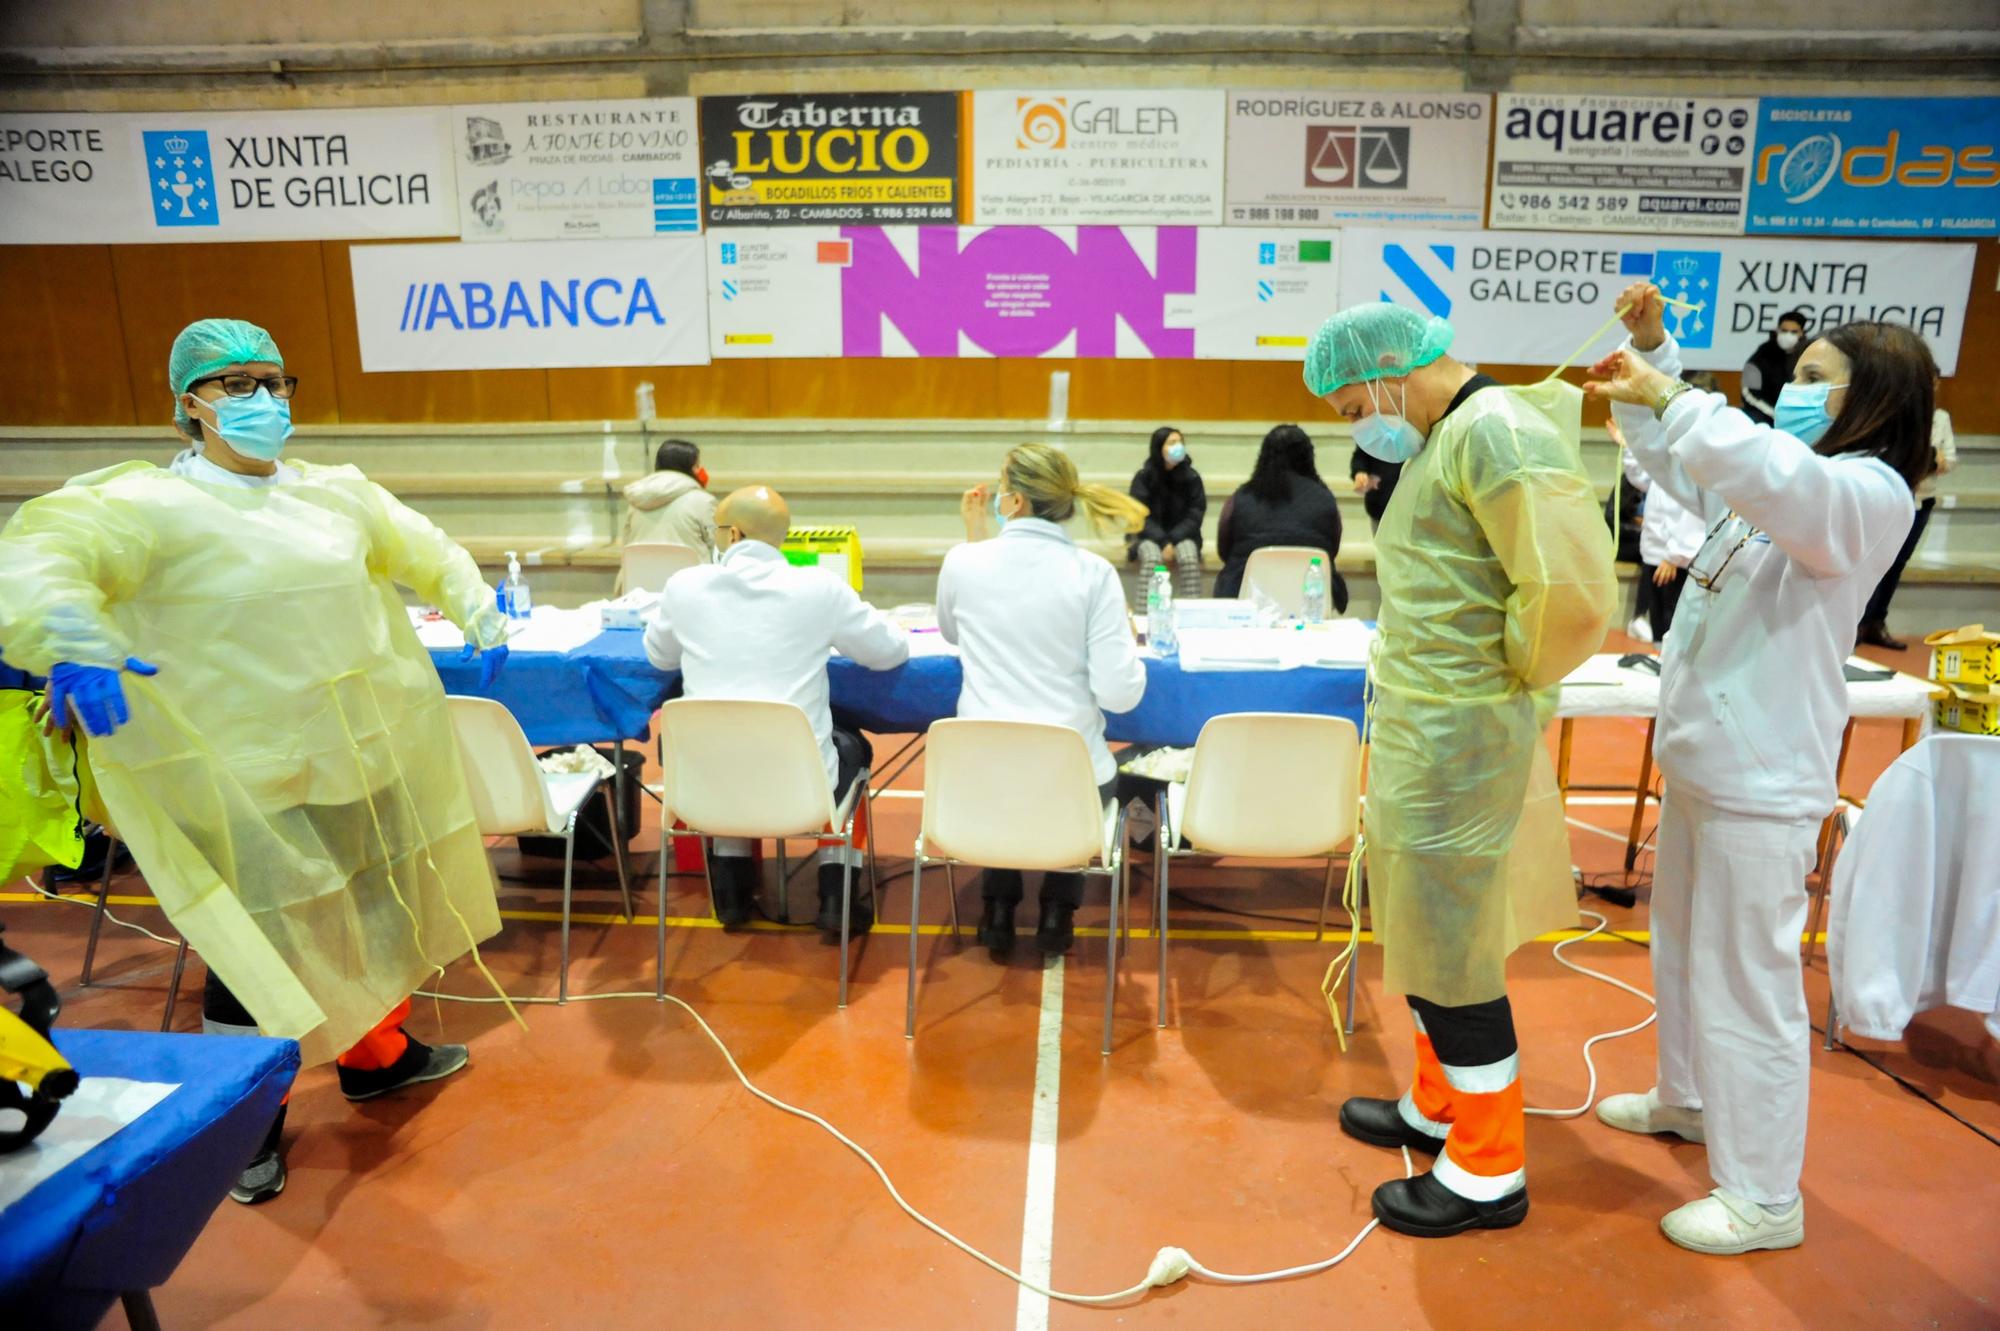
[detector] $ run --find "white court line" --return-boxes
[1014,956,1066,1331]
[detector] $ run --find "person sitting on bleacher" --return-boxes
[617,439,717,593]
[643,485,908,933]
[942,444,1151,959]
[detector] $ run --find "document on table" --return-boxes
[1562,653,1644,687]
[1176,621,1376,673]
[408,606,603,654]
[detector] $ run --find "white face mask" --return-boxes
[1775,331,1801,353]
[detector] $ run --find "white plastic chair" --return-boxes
[655,699,877,1006]
[448,696,634,1002]
[1154,713,1364,1030]
[907,719,1129,1053]
[620,541,704,593]
[1242,546,1333,616]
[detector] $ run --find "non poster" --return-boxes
[0,109,456,244]
[970,90,1226,226]
[350,237,711,371]
[1336,227,1975,374]
[707,225,1335,362]
[1745,97,2000,236]
[452,98,700,241]
[1223,91,1488,228]
[697,92,959,227]
[1490,94,1757,236]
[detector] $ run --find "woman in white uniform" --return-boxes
[1586,284,1934,1255]
[938,444,1149,959]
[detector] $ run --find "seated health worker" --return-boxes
[643,486,908,933]
[939,444,1149,960]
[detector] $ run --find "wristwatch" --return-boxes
[1651,379,1695,420]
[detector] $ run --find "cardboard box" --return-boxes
[783,525,863,592]
[1934,694,2000,736]
[1926,624,2000,688]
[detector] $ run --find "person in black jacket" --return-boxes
[1214,423,1347,609]
[1349,447,1402,530]
[1127,425,1207,598]
[1739,310,1807,425]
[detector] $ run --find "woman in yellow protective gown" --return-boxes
[0,318,508,1204]
[1304,303,1615,1239]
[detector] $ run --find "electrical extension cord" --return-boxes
[24,875,182,948]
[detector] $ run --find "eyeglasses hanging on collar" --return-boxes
[1687,511,1761,592]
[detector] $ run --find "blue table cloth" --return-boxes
[0,1029,298,1331]
[429,628,1368,749]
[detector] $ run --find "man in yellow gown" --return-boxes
[1305,303,1615,1237]
[0,318,509,1203]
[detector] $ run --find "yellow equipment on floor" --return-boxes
[0,923,79,1151]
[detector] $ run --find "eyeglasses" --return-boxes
[1687,513,1759,592]
[188,373,299,400]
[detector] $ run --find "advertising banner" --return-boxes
[452,98,700,241]
[1746,96,2000,236]
[969,90,1226,225]
[1336,227,1976,374]
[1224,91,1488,228]
[707,225,1336,361]
[1490,94,1757,235]
[697,92,959,227]
[349,237,710,371]
[0,109,457,244]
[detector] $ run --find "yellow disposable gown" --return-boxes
[0,460,509,1065]
[1366,379,1616,1006]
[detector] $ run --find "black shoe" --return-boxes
[229,1148,287,1204]
[709,858,754,930]
[1035,899,1076,956]
[1338,1096,1447,1157]
[338,1034,470,1102]
[1372,1170,1528,1238]
[976,900,1016,961]
[1857,621,1906,651]
[815,866,874,936]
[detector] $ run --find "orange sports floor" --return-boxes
[6,632,1997,1330]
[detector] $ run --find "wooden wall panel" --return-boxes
[0,246,136,427]
[547,361,774,422]
[993,358,1238,423]
[1229,359,1342,425]
[110,241,340,428]
[775,357,1003,419]
[319,242,551,424]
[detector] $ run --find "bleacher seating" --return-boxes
[4,420,1996,629]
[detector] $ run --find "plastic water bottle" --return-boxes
[503,550,533,620]
[1302,558,1327,625]
[1147,565,1177,654]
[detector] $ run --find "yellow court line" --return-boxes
[0,893,1829,946]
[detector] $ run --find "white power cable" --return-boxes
[414,981,1413,1303]
[1525,909,1658,1119]
[23,875,182,949]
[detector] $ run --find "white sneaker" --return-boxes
[1595,1088,1706,1144]
[1626,615,1655,644]
[1661,1188,1804,1255]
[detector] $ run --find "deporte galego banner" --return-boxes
[349,237,711,371]
[697,92,959,227]
[1337,227,1976,374]
[705,225,1337,361]
[0,108,457,244]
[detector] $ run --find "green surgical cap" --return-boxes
[1303,303,1453,397]
[168,318,283,432]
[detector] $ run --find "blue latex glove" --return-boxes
[460,642,508,691]
[47,657,159,737]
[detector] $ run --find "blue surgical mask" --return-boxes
[1773,381,1847,447]
[991,490,1013,530]
[197,388,294,460]
[1354,377,1425,464]
[1163,441,1187,466]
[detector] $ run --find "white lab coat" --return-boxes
[1619,449,1706,569]
[1828,734,2000,1043]
[644,540,909,789]
[1613,335,1914,822]
[936,518,1147,785]
[1613,334,1918,1209]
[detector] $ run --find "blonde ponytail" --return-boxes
[1003,443,1148,535]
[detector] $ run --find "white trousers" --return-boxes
[1650,791,1818,1206]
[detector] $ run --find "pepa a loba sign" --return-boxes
[698,92,959,227]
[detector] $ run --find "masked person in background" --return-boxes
[1588,284,1930,1255]
[1739,310,1808,426]
[0,318,511,1205]
[1127,426,1207,601]
[617,438,718,593]
[1303,304,1615,1238]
